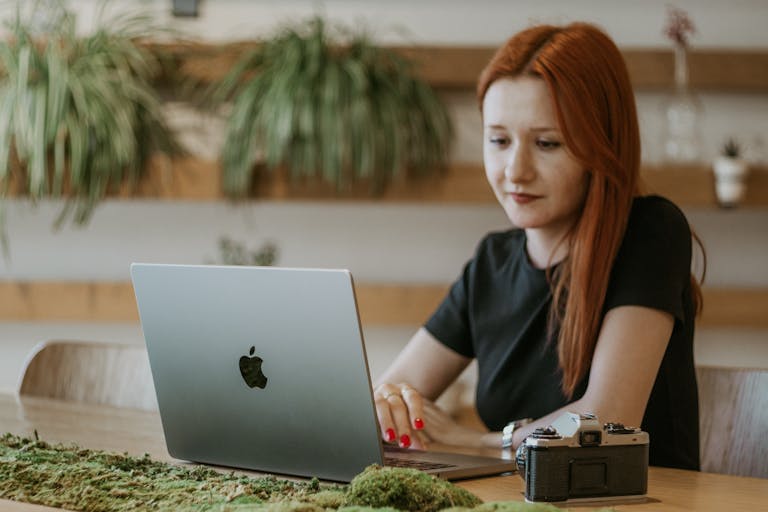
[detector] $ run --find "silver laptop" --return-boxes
[130,263,516,482]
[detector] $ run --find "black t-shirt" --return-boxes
[425,195,700,470]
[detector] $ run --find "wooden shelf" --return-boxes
[6,158,767,208]
[151,42,768,92]
[5,157,767,208]
[0,280,765,328]
[102,158,768,209]
[393,47,768,92]
[642,164,768,208]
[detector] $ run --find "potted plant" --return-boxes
[212,236,278,267]
[210,16,453,197]
[0,1,182,231]
[713,138,750,207]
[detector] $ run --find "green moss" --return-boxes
[343,465,482,512]
[0,433,341,512]
[0,433,616,512]
[201,503,333,512]
[337,507,402,512]
[304,489,347,508]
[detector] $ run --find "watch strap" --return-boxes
[501,418,532,449]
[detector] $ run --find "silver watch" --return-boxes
[501,418,532,449]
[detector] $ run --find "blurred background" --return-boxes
[0,0,766,405]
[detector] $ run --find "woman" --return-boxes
[374,22,703,471]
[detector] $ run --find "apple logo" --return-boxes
[239,346,268,389]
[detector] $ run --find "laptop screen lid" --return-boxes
[131,263,384,482]
[131,263,517,482]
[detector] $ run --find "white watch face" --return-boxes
[502,419,532,447]
[502,422,518,448]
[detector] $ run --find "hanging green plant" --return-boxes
[0,0,183,229]
[211,17,453,197]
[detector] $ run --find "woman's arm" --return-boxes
[415,304,674,450]
[379,304,673,452]
[506,304,674,448]
[373,327,471,448]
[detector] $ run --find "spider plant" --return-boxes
[211,17,453,196]
[0,0,182,229]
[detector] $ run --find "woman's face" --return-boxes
[483,76,589,241]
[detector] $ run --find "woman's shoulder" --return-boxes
[606,197,694,322]
[618,195,693,268]
[629,195,688,226]
[627,195,691,237]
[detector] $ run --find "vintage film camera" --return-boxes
[515,412,649,503]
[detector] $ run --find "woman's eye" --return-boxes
[536,139,561,150]
[489,136,509,146]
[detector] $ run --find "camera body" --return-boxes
[515,412,649,503]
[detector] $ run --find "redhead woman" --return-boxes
[373,22,703,471]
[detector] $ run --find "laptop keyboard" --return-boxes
[384,457,457,471]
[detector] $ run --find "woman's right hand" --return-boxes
[373,382,427,449]
[372,328,472,450]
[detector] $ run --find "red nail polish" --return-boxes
[414,418,424,430]
[385,428,396,442]
[399,434,411,448]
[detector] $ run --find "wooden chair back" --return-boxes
[18,340,157,411]
[697,365,768,478]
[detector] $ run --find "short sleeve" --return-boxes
[604,196,692,323]
[424,258,475,358]
[424,237,487,357]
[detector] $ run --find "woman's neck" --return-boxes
[524,227,571,269]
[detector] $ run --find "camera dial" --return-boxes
[530,426,562,439]
[605,422,639,434]
[515,443,527,476]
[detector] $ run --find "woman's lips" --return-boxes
[507,192,541,204]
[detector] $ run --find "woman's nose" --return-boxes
[503,146,534,182]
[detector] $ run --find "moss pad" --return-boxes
[0,433,613,511]
[344,465,481,511]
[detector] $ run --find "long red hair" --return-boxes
[477,23,702,398]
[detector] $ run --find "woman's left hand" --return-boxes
[420,400,489,449]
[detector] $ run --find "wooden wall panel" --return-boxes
[1,281,765,328]
[700,288,768,328]
[39,159,755,208]
[5,158,767,207]
[152,43,768,92]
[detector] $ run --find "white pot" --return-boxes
[713,156,750,207]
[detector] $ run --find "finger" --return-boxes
[373,383,398,401]
[386,394,413,448]
[399,384,426,432]
[373,384,401,443]
[422,400,452,429]
[373,394,398,444]
[413,430,430,450]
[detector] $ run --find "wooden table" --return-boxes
[1,393,767,511]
